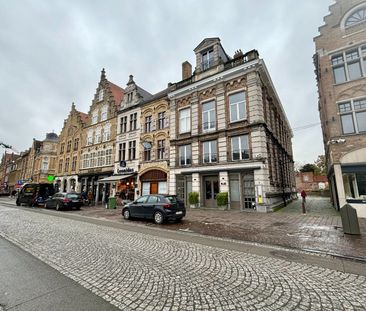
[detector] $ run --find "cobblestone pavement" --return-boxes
[0,205,366,311]
[1,196,365,259]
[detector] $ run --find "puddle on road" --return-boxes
[300,225,335,231]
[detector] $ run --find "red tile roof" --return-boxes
[108,81,124,105]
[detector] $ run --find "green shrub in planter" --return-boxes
[216,192,228,207]
[188,192,199,206]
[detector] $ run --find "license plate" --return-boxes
[176,211,183,215]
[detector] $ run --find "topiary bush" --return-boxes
[188,192,199,206]
[216,192,228,207]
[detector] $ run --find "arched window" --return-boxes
[345,6,366,27]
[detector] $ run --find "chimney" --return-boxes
[182,61,192,80]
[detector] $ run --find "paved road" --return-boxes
[0,204,365,311]
[0,236,119,311]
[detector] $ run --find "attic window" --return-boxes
[98,89,104,101]
[345,7,366,27]
[202,49,214,70]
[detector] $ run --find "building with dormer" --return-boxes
[79,69,124,203]
[168,38,295,211]
[113,75,153,201]
[54,103,88,192]
[314,0,366,217]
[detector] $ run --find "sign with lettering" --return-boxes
[117,167,135,174]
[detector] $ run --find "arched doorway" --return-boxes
[140,170,167,195]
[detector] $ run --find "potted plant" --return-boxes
[188,191,199,208]
[216,192,229,210]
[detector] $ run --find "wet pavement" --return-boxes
[1,196,365,260]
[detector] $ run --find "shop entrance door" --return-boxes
[204,176,219,208]
[150,182,158,194]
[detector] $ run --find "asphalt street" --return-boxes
[0,203,365,310]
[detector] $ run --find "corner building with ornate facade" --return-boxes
[168,38,295,211]
[314,0,366,217]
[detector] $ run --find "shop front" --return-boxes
[140,169,167,195]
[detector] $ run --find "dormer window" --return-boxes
[202,49,214,70]
[98,89,104,102]
[127,93,133,103]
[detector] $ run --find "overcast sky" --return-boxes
[0,0,332,164]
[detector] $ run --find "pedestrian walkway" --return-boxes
[1,196,365,260]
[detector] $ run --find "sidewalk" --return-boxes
[1,196,365,260]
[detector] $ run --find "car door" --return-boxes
[49,193,60,208]
[144,195,158,219]
[130,196,148,217]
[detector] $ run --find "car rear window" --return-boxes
[165,196,178,203]
[67,194,81,200]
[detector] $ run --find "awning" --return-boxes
[98,174,134,183]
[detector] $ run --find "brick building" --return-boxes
[314,0,366,217]
[168,38,295,211]
[54,103,88,192]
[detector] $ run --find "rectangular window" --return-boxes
[92,111,98,124]
[103,126,110,142]
[120,116,127,133]
[58,159,63,172]
[158,182,167,194]
[231,135,250,160]
[158,112,166,129]
[202,140,217,163]
[144,146,151,161]
[179,145,191,166]
[119,143,126,161]
[128,141,136,160]
[101,106,108,121]
[202,101,216,131]
[343,173,366,200]
[179,108,190,134]
[65,158,70,171]
[356,111,366,132]
[71,156,77,171]
[229,91,246,122]
[332,46,366,84]
[145,116,152,133]
[105,149,112,166]
[73,138,79,151]
[87,131,93,145]
[339,98,366,134]
[60,143,65,154]
[95,129,101,144]
[202,49,214,70]
[341,114,355,134]
[129,113,137,131]
[66,140,72,152]
[157,139,165,160]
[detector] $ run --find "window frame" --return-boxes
[229,91,246,123]
[179,144,192,166]
[179,107,191,134]
[202,140,217,164]
[202,100,216,132]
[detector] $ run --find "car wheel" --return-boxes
[16,200,20,206]
[123,209,130,220]
[154,211,164,224]
[56,203,61,211]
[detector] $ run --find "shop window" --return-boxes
[343,172,366,200]
[158,182,167,194]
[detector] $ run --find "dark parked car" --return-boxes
[45,192,83,211]
[16,183,55,207]
[122,194,186,224]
